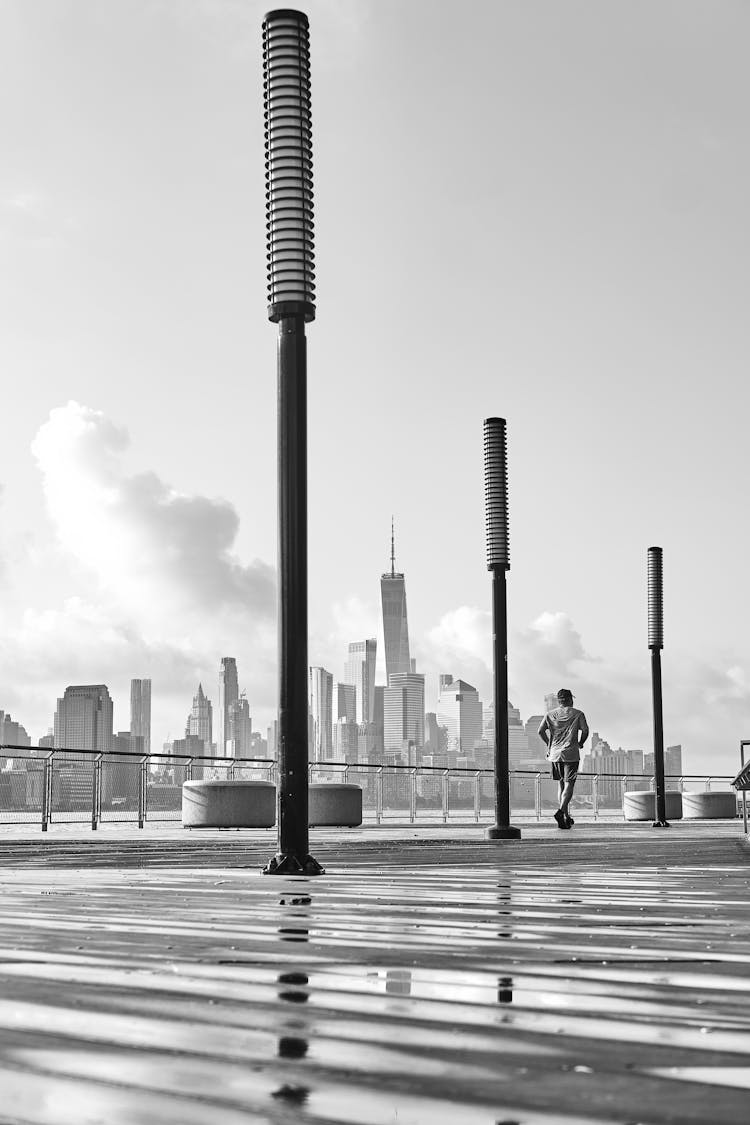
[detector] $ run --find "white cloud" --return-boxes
[31,401,275,624]
[0,403,280,744]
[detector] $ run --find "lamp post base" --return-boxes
[486,825,522,841]
[262,853,325,876]
[652,820,671,829]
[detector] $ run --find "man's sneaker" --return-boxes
[565,813,575,827]
[553,809,569,830]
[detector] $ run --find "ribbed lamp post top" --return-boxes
[647,545,663,650]
[484,417,510,571]
[263,8,316,322]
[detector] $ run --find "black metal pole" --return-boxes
[484,418,520,841]
[648,546,669,828]
[263,317,322,875]
[651,648,667,826]
[262,8,322,875]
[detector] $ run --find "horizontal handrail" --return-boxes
[0,744,731,782]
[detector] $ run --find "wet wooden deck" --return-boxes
[0,821,748,1123]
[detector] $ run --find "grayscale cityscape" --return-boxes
[0,2,748,1122]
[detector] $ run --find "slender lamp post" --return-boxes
[484,418,521,841]
[262,9,323,875]
[648,546,669,828]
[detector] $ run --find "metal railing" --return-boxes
[0,744,737,831]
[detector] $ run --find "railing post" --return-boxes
[534,772,542,821]
[410,768,417,824]
[592,774,599,820]
[376,766,383,825]
[474,772,481,823]
[442,770,449,824]
[185,757,193,783]
[228,757,236,781]
[705,776,713,792]
[41,751,53,832]
[91,752,103,831]
[138,756,147,829]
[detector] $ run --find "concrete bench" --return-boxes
[182,779,276,828]
[309,783,362,827]
[623,790,683,821]
[682,791,738,820]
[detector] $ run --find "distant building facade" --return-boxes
[217,657,239,757]
[309,666,334,763]
[185,684,213,756]
[344,639,377,724]
[130,678,151,756]
[54,685,114,755]
[227,692,253,757]
[384,671,425,760]
[381,528,411,683]
[437,678,482,755]
[0,711,31,748]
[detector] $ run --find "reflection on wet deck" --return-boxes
[0,824,748,1123]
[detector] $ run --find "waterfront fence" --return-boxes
[0,745,736,830]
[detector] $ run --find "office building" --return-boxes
[0,711,31,747]
[344,639,377,724]
[54,685,114,755]
[524,714,545,761]
[384,671,425,759]
[227,692,253,757]
[309,666,334,763]
[437,678,482,755]
[129,678,151,756]
[333,717,359,762]
[185,684,213,755]
[335,682,357,724]
[381,524,411,683]
[218,658,239,757]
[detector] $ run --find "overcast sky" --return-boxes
[1,0,748,773]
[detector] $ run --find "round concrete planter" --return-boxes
[682,791,738,820]
[309,783,362,827]
[182,779,276,828]
[623,790,683,821]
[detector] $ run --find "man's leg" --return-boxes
[559,768,577,815]
[558,780,565,809]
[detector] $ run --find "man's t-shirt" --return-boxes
[538,706,588,763]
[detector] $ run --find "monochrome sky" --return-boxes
[1,0,748,773]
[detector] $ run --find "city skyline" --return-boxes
[1,2,749,774]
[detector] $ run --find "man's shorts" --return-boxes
[551,760,579,784]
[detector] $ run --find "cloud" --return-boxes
[0,403,280,744]
[31,402,275,623]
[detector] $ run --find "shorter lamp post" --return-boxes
[484,418,521,841]
[648,546,669,828]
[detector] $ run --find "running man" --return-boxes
[538,689,589,829]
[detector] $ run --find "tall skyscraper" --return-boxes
[309,666,333,763]
[218,657,239,757]
[130,678,151,756]
[344,639,377,724]
[54,685,114,754]
[185,684,213,755]
[381,521,411,683]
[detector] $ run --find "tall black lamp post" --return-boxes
[262,9,323,876]
[648,546,669,828]
[484,418,521,841]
